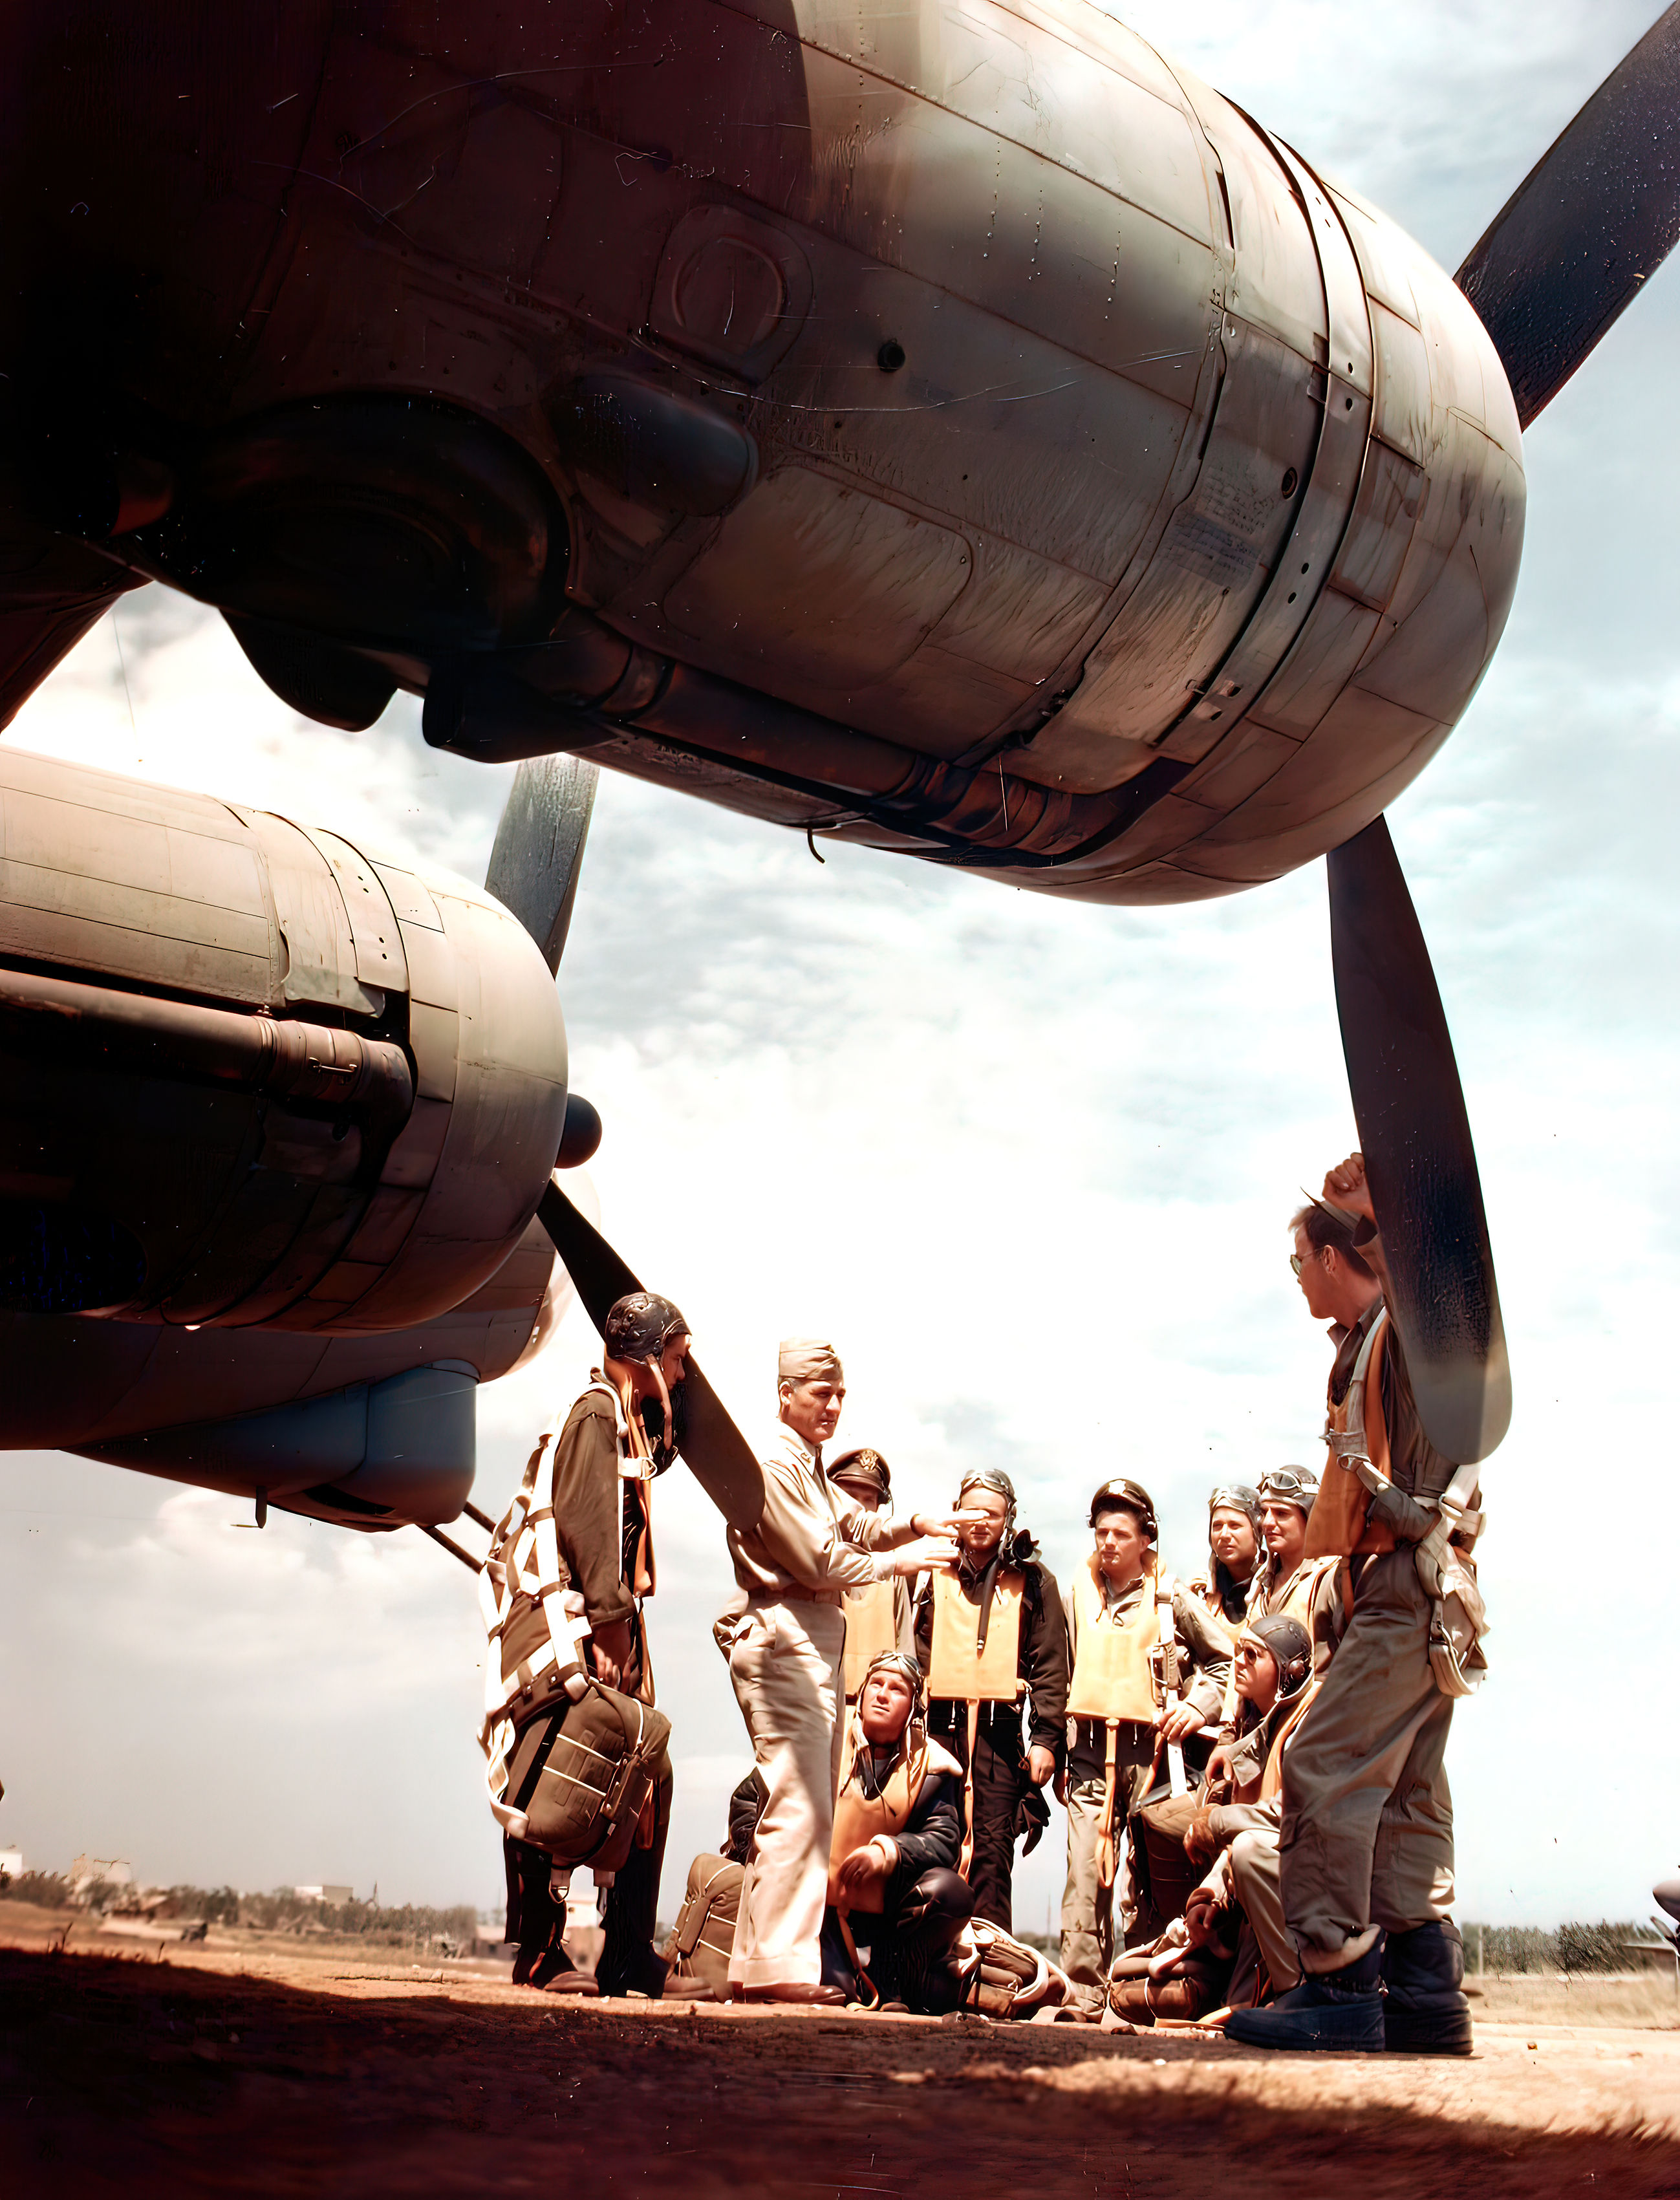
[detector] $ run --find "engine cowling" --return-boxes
[0,746,568,1331]
[0,1200,569,1526]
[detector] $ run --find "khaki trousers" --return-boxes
[1227,1829,1301,1996]
[1059,1728,1158,2015]
[1280,1548,1456,1967]
[727,1596,846,1991]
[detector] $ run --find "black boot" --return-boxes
[819,1907,862,2000]
[1381,1921,1473,2056]
[598,1835,669,1997]
[1225,1934,1386,2052]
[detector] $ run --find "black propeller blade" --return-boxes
[1326,817,1511,1465]
[484,755,762,1527]
[1457,3,1680,428]
[537,1180,766,1533]
[485,752,599,976]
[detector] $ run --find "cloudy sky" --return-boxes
[2,1,1676,1936]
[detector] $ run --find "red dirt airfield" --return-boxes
[1,1904,1675,2197]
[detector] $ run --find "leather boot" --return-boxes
[1381,1921,1473,2055]
[1225,1936,1386,2052]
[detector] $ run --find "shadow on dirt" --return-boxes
[1,1950,1675,2197]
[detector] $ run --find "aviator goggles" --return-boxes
[1258,1469,1317,1503]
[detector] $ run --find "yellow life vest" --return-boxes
[841,1579,901,1699]
[1066,1554,1168,1724]
[826,1718,962,1913]
[1304,1310,1397,1560]
[925,1566,1024,1703]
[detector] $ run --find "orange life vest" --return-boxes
[925,1566,1024,1703]
[841,1579,902,1699]
[1303,1310,1398,1560]
[1066,1554,1169,1724]
[827,1718,962,1914]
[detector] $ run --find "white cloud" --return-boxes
[1,5,1675,1927]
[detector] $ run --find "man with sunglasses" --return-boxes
[1226,1159,1478,2056]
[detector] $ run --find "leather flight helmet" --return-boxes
[1090,1477,1157,1538]
[1258,1465,1319,1515]
[1246,1613,1313,1698]
[604,1291,689,1364]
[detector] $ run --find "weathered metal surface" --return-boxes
[0,0,1529,903]
[0,748,567,1335]
[0,1208,563,1524]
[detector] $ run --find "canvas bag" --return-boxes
[498,1679,671,1875]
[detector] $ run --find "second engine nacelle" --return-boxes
[0,746,568,1332]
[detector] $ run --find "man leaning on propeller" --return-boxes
[1225,1154,1488,2055]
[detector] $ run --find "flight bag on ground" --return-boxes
[666,1854,744,1990]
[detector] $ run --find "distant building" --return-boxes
[294,1884,354,1906]
[566,1884,599,1932]
[0,1848,22,1880]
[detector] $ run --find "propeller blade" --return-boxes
[485,753,599,975]
[1456,3,1680,429]
[536,1180,766,1533]
[1326,817,1511,1465]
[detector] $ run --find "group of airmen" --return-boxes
[501,1152,1482,2054]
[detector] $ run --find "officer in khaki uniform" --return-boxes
[1058,1478,1232,2018]
[723,1340,953,2003]
[827,1449,916,1701]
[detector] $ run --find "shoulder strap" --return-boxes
[1326,1308,1390,1465]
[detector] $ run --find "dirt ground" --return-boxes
[2,1906,1677,2198]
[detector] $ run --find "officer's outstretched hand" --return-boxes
[883,1536,958,1577]
[910,1510,967,1540]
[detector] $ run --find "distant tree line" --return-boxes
[1462,1921,1670,1974]
[0,1870,477,1950]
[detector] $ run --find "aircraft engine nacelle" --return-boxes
[0,1203,569,1526]
[0,748,568,1332]
[0,1,1528,905]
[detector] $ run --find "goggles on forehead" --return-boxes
[860,1650,925,1709]
[1258,1468,1318,1503]
[1208,1484,1260,1516]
